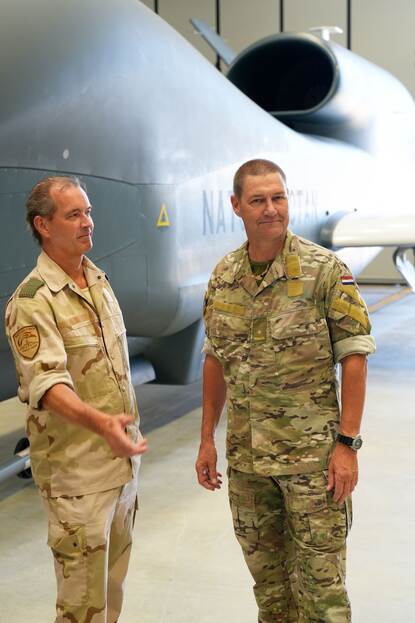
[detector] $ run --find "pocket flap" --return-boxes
[286,492,328,514]
[209,310,250,340]
[269,307,326,340]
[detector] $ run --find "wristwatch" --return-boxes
[336,433,363,451]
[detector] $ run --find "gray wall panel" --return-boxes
[353,0,415,97]
[140,0,154,9]
[284,0,347,46]
[221,0,279,56]
[158,0,216,62]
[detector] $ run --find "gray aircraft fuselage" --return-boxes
[0,0,414,396]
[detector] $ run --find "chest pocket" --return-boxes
[61,318,101,348]
[269,306,333,391]
[208,311,250,362]
[60,317,111,399]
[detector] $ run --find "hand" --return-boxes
[327,442,358,505]
[103,414,148,458]
[195,441,222,491]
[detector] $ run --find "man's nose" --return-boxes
[81,213,93,227]
[263,197,277,213]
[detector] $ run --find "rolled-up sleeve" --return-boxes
[5,296,74,409]
[324,258,376,363]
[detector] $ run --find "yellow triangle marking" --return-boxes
[156,204,170,228]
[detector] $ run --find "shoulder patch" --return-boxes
[18,278,44,299]
[13,326,40,359]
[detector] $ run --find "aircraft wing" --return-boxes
[321,211,415,289]
[190,18,236,66]
[320,212,415,248]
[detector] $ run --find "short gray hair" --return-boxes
[233,159,287,199]
[26,176,86,244]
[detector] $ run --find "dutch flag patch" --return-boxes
[341,275,355,285]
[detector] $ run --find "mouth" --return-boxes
[257,219,282,225]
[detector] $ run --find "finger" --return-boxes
[197,465,221,490]
[326,467,335,491]
[118,414,134,427]
[196,462,210,486]
[122,437,148,456]
[199,471,216,491]
[333,478,345,504]
[337,476,355,504]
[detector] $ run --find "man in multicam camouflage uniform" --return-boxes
[195,159,375,622]
[5,176,147,623]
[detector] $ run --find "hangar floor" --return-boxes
[0,284,414,622]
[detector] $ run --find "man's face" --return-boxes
[231,172,289,245]
[37,185,94,258]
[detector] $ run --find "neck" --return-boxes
[42,247,86,288]
[248,237,285,262]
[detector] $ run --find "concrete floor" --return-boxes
[0,285,414,622]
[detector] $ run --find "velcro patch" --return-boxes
[213,300,246,316]
[13,325,40,359]
[252,317,267,342]
[285,254,302,278]
[287,280,304,297]
[340,284,362,303]
[18,278,44,299]
[331,299,369,329]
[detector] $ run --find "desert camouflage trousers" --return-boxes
[228,467,352,623]
[42,476,138,623]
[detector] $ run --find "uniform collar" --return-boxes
[37,250,105,292]
[221,231,302,296]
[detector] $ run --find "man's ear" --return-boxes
[231,194,241,217]
[33,215,50,240]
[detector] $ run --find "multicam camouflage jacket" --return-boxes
[5,251,140,497]
[204,230,376,477]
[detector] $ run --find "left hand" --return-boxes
[327,442,358,505]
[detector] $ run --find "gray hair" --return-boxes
[233,159,287,199]
[26,176,86,244]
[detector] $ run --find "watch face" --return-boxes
[352,437,363,450]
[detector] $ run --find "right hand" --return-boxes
[103,414,148,458]
[195,441,222,491]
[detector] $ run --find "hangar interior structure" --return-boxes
[0,1,415,622]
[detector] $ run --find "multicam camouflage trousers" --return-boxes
[42,476,138,623]
[228,467,352,623]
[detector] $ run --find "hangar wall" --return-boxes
[141,0,415,283]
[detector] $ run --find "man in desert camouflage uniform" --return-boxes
[5,176,147,623]
[196,159,375,622]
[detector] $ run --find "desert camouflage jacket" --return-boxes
[5,251,140,497]
[204,230,375,476]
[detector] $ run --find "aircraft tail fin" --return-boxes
[190,18,236,66]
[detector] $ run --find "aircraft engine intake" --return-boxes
[227,32,415,153]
